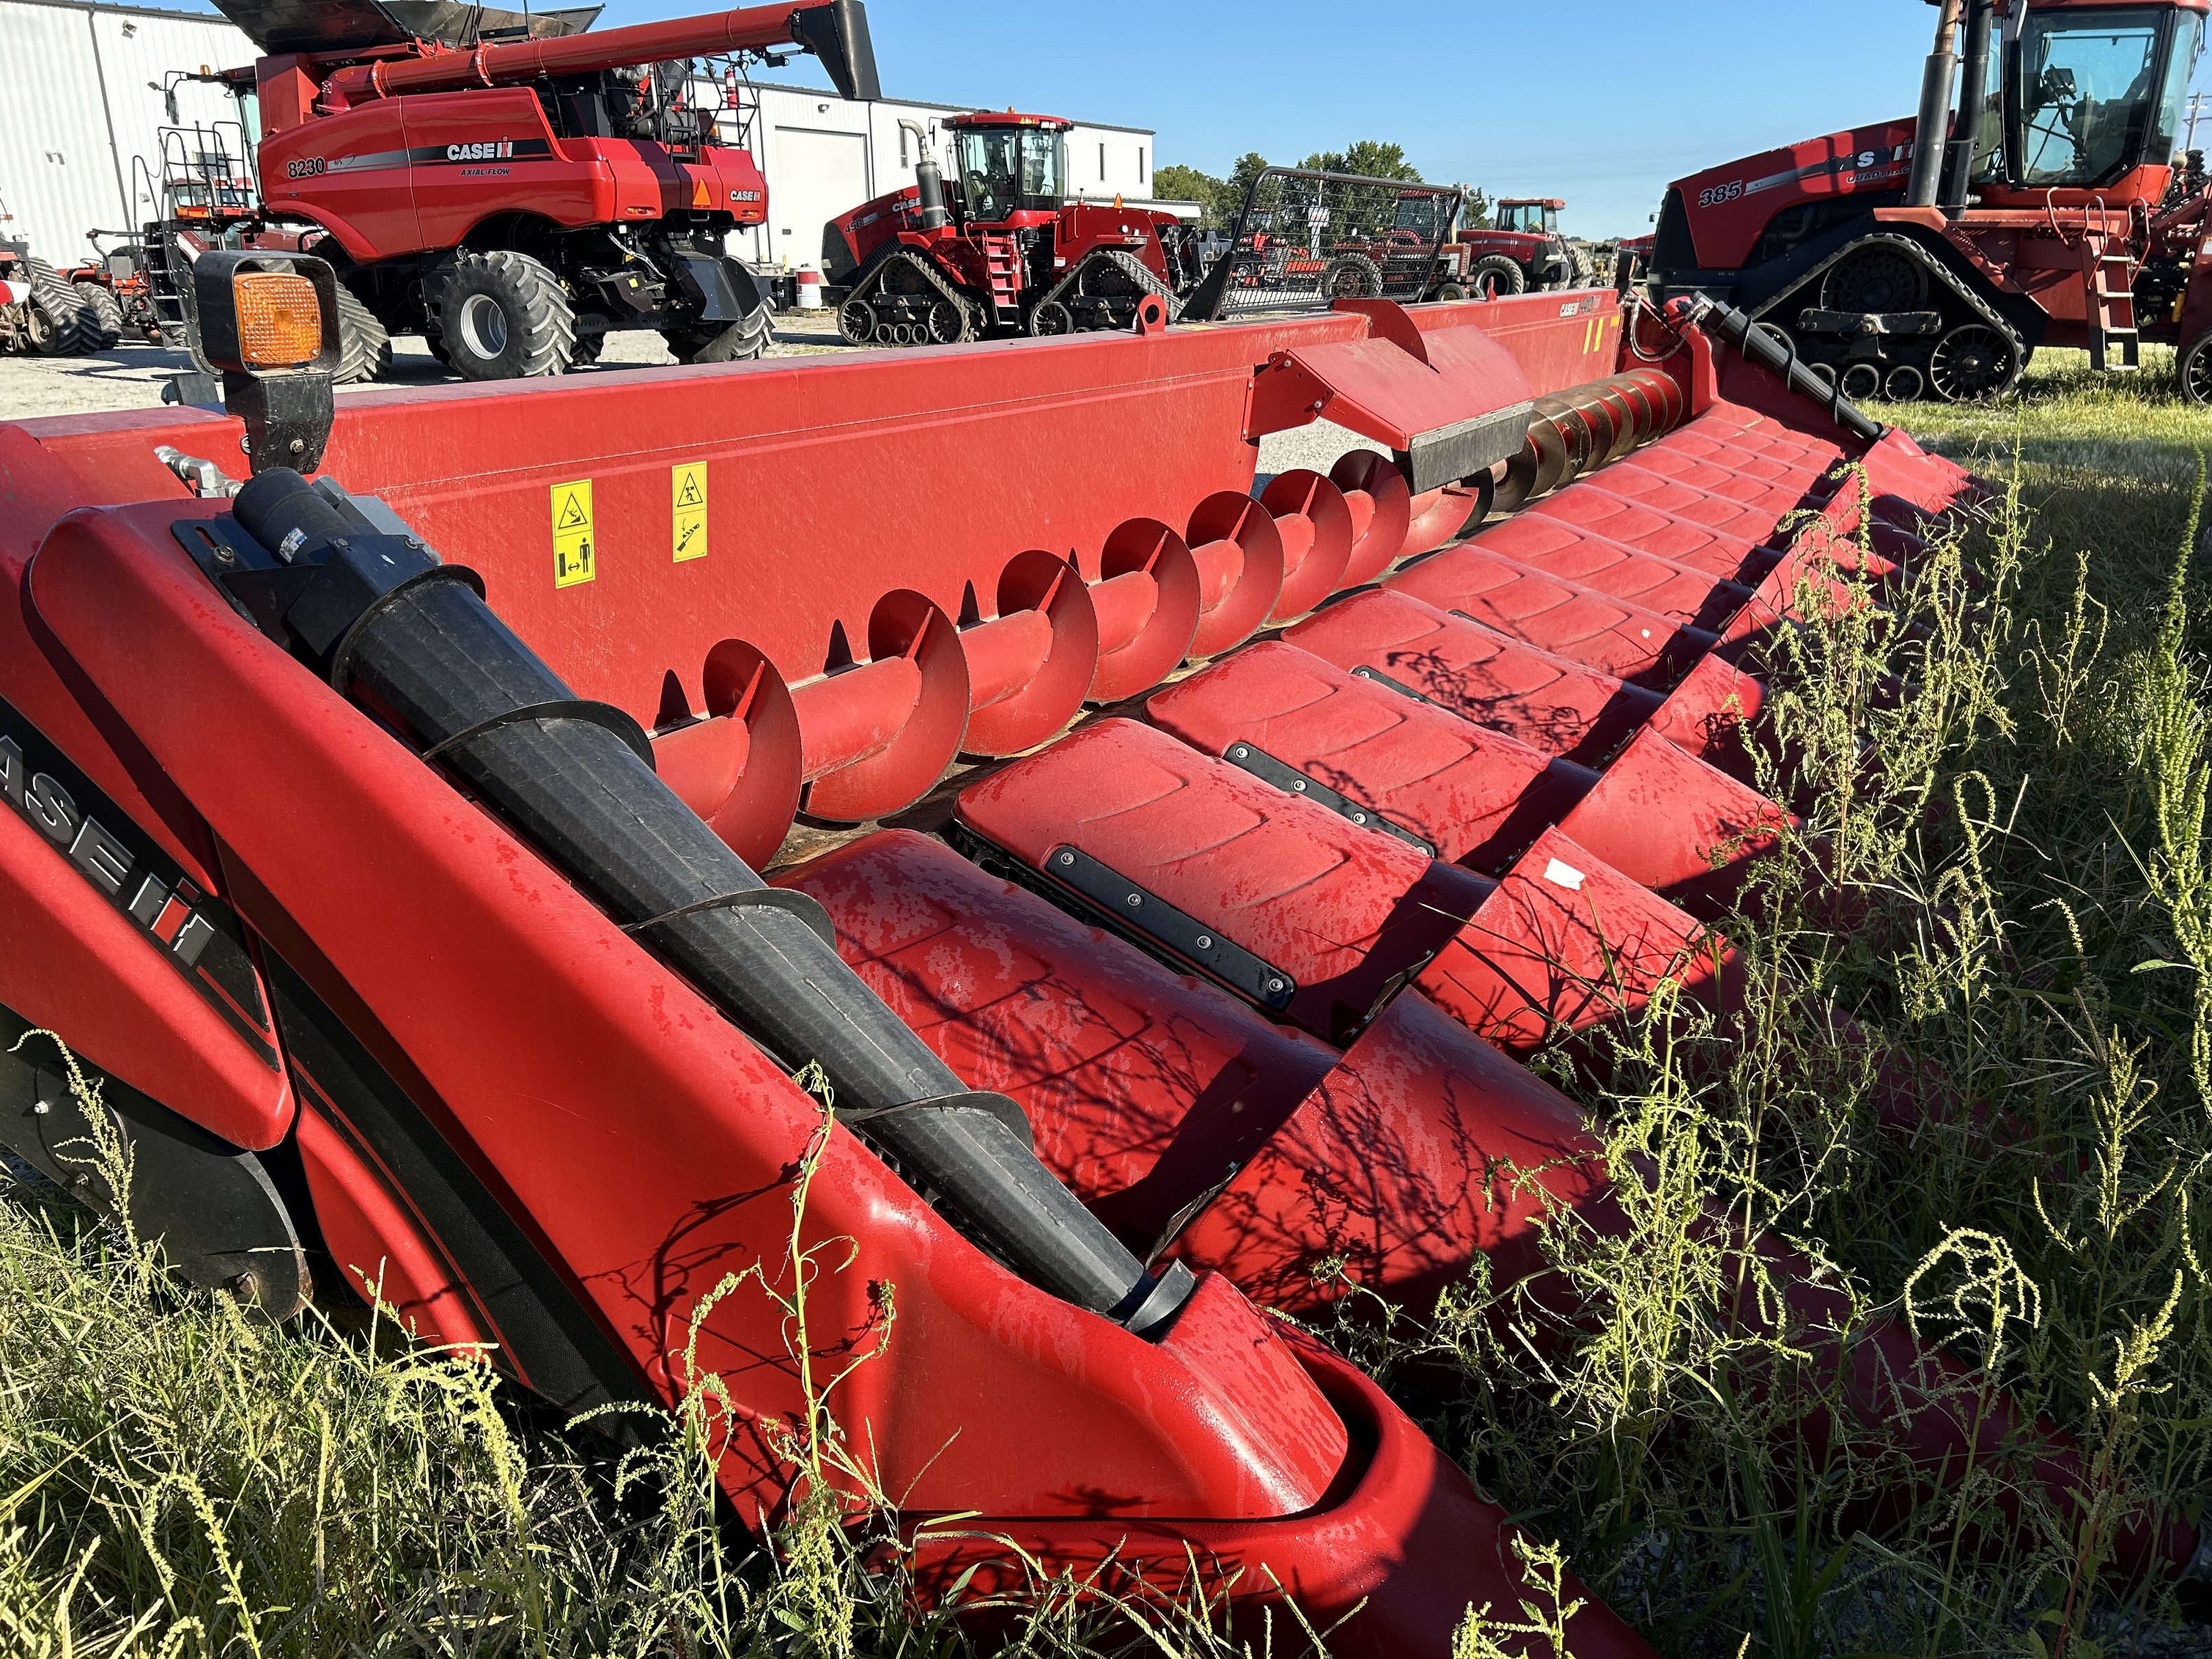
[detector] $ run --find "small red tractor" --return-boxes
[157,0,878,380]
[1648,0,2209,402]
[822,111,1206,343]
[56,232,167,349]
[1334,193,1587,302]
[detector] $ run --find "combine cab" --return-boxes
[1649,0,2209,401]
[151,0,880,381]
[824,111,1205,343]
[8,232,2183,1645]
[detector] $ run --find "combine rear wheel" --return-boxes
[73,281,123,349]
[1468,254,1524,299]
[1321,254,1384,300]
[25,258,95,355]
[1928,322,2020,402]
[439,250,575,380]
[666,302,771,364]
[333,284,392,383]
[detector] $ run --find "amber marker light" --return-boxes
[232,271,324,367]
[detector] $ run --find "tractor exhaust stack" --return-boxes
[1907,0,1964,208]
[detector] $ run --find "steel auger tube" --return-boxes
[229,468,1189,1336]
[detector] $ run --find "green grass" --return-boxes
[10,355,2212,1657]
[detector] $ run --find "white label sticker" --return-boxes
[1543,858,1586,892]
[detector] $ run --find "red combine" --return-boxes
[5,233,2189,1646]
[1648,0,2208,401]
[823,111,1204,343]
[166,0,878,379]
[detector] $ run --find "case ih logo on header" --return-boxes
[0,695,279,1068]
[447,139,514,162]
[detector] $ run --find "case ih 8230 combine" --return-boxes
[1650,0,2210,402]
[160,0,878,380]
[3,225,2199,1641]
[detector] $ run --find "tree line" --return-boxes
[1153,142,1491,232]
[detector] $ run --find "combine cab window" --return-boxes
[956,127,1065,223]
[2013,5,2201,187]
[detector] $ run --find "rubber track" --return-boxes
[73,281,123,350]
[1749,229,2024,400]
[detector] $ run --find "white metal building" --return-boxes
[0,0,1181,279]
[0,0,252,258]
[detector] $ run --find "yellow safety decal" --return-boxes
[551,479,595,588]
[671,462,708,562]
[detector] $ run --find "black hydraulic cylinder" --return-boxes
[1908,0,1963,208]
[230,469,1190,1336]
[1940,0,1997,214]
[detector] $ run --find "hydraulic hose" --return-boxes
[229,468,1192,1337]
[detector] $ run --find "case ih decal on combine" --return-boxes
[0,232,2189,1648]
[1650,0,2212,402]
[149,0,879,383]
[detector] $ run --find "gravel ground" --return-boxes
[0,313,850,417]
[0,313,1385,481]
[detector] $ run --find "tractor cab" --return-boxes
[1495,199,1565,236]
[944,112,1070,228]
[1970,0,2205,204]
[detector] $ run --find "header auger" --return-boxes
[8,238,2190,1646]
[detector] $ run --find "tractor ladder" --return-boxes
[980,234,1024,322]
[2083,232,2141,372]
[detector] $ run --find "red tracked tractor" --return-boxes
[1649,0,2209,402]
[160,0,879,380]
[2,222,2197,1645]
[823,110,1206,344]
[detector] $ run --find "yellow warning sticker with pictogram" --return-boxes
[671,462,708,562]
[551,479,595,588]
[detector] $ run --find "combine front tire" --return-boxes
[1468,254,1524,299]
[74,281,123,349]
[333,284,392,384]
[440,250,575,380]
[25,258,95,355]
[1321,253,1384,300]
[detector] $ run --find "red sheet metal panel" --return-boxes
[954,718,1493,1043]
[1415,826,1745,1055]
[1282,590,1662,766]
[1144,641,1585,871]
[1382,544,1729,687]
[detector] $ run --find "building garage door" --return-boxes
[773,126,869,272]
